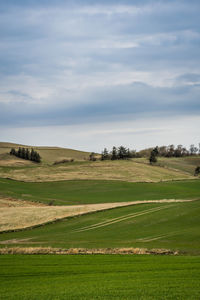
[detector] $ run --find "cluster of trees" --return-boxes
[10,147,41,163]
[101,146,139,161]
[149,144,200,158]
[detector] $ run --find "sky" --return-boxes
[0,0,200,152]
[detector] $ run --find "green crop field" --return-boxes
[0,255,200,300]
[0,178,199,205]
[1,201,200,254]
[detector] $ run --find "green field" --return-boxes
[1,201,199,254]
[0,255,200,300]
[0,178,199,205]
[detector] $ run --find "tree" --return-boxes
[10,148,16,156]
[30,149,35,161]
[194,166,200,176]
[149,151,157,164]
[149,147,158,164]
[21,147,26,159]
[34,152,41,163]
[166,145,175,157]
[101,148,109,160]
[18,147,22,158]
[190,144,198,155]
[118,146,127,159]
[89,152,96,161]
[111,146,118,160]
[25,148,30,160]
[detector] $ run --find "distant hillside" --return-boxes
[0,142,90,164]
[132,156,200,176]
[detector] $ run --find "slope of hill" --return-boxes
[0,159,194,182]
[133,156,200,175]
[0,142,90,164]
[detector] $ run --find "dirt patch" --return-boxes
[0,247,178,255]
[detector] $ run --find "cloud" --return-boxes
[0,0,199,149]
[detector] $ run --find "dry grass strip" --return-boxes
[0,247,178,255]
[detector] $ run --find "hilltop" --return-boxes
[0,142,90,164]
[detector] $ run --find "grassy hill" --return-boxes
[0,142,90,164]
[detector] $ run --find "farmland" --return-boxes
[0,143,200,299]
[1,200,200,254]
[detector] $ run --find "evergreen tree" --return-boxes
[21,148,26,159]
[118,146,127,159]
[127,148,132,158]
[149,147,158,164]
[111,146,118,160]
[149,151,157,164]
[10,148,16,156]
[18,147,22,158]
[101,148,109,160]
[34,152,41,163]
[30,149,35,161]
[25,148,30,160]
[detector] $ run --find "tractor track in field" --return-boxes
[72,204,175,233]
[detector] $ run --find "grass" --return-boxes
[1,201,200,254]
[0,178,199,205]
[0,159,194,182]
[0,255,200,299]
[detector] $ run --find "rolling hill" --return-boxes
[0,142,90,164]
